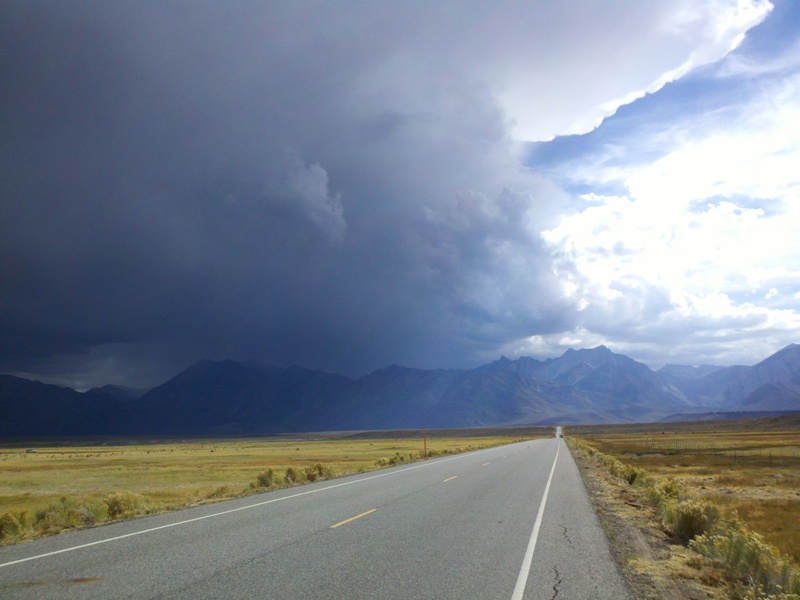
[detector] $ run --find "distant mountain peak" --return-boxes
[3,344,799,436]
[559,345,619,366]
[384,363,409,371]
[365,363,418,377]
[481,356,513,371]
[585,345,612,354]
[563,345,611,356]
[766,343,800,359]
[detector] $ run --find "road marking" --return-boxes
[0,443,526,569]
[330,508,377,529]
[481,462,490,467]
[511,442,560,600]
[442,476,458,483]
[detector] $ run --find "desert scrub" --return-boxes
[568,436,598,458]
[600,453,647,484]
[569,436,716,542]
[372,442,511,467]
[638,476,720,543]
[250,463,337,490]
[283,466,303,484]
[663,498,720,543]
[0,510,34,543]
[104,491,146,519]
[566,426,800,562]
[570,435,799,599]
[37,497,108,535]
[691,515,800,599]
[0,498,107,544]
[375,451,418,467]
[254,468,276,488]
[304,463,333,482]
[645,476,688,506]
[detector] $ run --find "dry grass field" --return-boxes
[0,430,548,544]
[568,414,800,563]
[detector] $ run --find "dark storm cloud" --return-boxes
[1,1,579,387]
[2,1,775,387]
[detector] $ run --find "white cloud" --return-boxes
[499,0,772,140]
[339,1,773,142]
[716,36,800,78]
[627,76,800,207]
[540,62,800,366]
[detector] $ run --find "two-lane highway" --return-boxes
[0,435,631,599]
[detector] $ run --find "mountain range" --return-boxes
[2,344,799,437]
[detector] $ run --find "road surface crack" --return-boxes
[551,565,562,599]
[561,524,573,547]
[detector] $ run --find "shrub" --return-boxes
[304,463,333,482]
[646,478,688,507]
[34,497,108,536]
[284,466,305,485]
[388,452,414,465]
[304,464,318,482]
[0,510,33,543]
[664,499,719,542]
[85,501,108,524]
[606,458,644,484]
[255,469,275,488]
[572,440,708,541]
[37,498,85,532]
[104,491,145,519]
[691,516,800,598]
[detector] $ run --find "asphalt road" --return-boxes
[0,434,631,599]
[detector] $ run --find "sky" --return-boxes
[2,0,799,390]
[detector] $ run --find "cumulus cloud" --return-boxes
[626,77,800,206]
[538,36,800,367]
[264,153,347,242]
[420,186,571,345]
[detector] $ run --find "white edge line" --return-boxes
[0,442,526,569]
[510,440,560,600]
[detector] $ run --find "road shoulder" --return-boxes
[522,440,634,599]
[566,440,735,600]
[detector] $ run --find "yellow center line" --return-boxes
[330,508,377,529]
[442,475,458,483]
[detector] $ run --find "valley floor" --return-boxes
[567,414,800,598]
